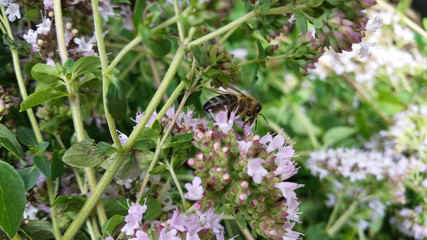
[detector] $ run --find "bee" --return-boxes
[203,85,263,125]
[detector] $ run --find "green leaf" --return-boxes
[20,87,69,111]
[71,56,101,80]
[50,152,64,179]
[24,8,40,20]
[102,198,128,217]
[149,164,167,175]
[142,197,162,221]
[106,76,127,122]
[93,142,117,156]
[258,0,271,14]
[191,46,211,67]
[64,58,75,74]
[236,212,247,229]
[31,63,61,83]
[33,154,51,178]
[101,215,125,238]
[21,220,54,240]
[17,126,38,147]
[150,38,172,58]
[24,59,42,78]
[296,12,308,33]
[257,40,266,59]
[37,141,50,153]
[52,195,87,213]
[0,124,24,160]
[322,126,356,147]
[217,72,232,84]
[17,167,39,191]
[0,161,26,238]
[204,69,219,79]
[133,0,146,28]
[165,133,193,148]
[134,127,157,151]
[62,139,109,168]
[306,223,329,240]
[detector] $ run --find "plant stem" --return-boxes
[157,176,171,201]
[235,219,255,240]
[326,194,342,229]
[166,161,187,211]
[155,81,186,123]
[238,59,261,67]
[62,153,126,240]
[91,0,123,150]
[188,5,293,47]
[219,26,239,44]
[53,0,68,64]
[147,54,168,103]
[326,201,358,236]
[106,35,143,73]
[291,104,320,149]
[47,178,62,240]
[173,0,185,42]
[1,7,62,240]
[124,46,186,151]
[120,51,145,79]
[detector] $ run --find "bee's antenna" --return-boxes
[260,113,269,124]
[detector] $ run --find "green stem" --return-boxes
[1,7,62,240]
[235,219,255,240]
[326,201,358,236]
[155,81,185,122]
[166,161,187,211]
[188,5,294,47]
[12,234,22,240]
[91,0,123,150]
[120,51,144,79]
[238,59,261,67]
[291,104,320,149]
[53,0,68,64]
[47,178,62,240]
[173,0,185,42]
[157,176,171,201]
[124,46,186,152]
[326,194,342,229]
[62,153,126,240]
[106,35,143,74]
[219,26,239,44]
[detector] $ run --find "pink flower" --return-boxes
[247,158,268,184]
[117,130,128,146]
[74,36,96,56]
[238,140,252,154]
[170,209,187,232]
[46,58,55,67]
[5,3,20,22]
[36,14,52,35]
[99,0,117,21]
[43,0,53,11]
[213,110,238,133]
[22,29,40,52]
[274,182,303,206]
[199,208,224,240]
[266,134,285,153]
[185,176,204,200]
[121,201,147,235]
[133,110,157,127]
[274,160,298,181]
[120,5,133,30]
[129,230,149,240]
[158,228,180,240]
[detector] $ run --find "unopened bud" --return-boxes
[253,135,260,141]
[222,147,228,154]
[37,39,44,47]
[48,11,54,17]
[188,158,195,166]
[268,230,277,236]
[238,193,247,202]
[196,131,205,139]
[213,142,220,151]
[222,173,230,182]
[196,153,204,161]
[239,181,249,188]
[215,167,222,173]
[66,23,72,30]
[71,29,78,35]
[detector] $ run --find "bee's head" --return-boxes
[253,103,262,115]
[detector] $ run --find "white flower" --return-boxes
[23,202,38,220]
[5,3,21,22]
[36,15,52,35]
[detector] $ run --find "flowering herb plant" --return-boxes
[0,0,426,239]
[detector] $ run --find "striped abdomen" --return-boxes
[203,94,238,113]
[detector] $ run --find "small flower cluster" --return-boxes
[116,200,226,240]
[307,147,425,229]
[387,105,427,158]
[312,0,376,52]
[0,86,16,118]
[391,205,427,240]
[310,10,426,87]
[187,109,303,240]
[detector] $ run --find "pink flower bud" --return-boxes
[196,153,204,161]
[214,142,220,151]
[238,193,247,202]
[222,147,228,154]
[239,181,249,188]
[188,158,196,166]
[222,173,230,182]
[215,167,222,173]
[196,131,205,139]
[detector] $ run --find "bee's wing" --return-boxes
[223,84,248,97]
[203,87,230,95]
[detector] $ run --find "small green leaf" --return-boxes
[52,195,87,213]
[102,198,128,217]
[257,40,266,59]
[149,38,171,58]
[101,215,125,238]
[20,87,69,111]
[31,63,61,83]
[17,126,38,147]
[106,76,127,122]
[191,46,211,67]
[37,141,50,153]
[50,152,64,179]
[0,124,24,160]
[24,59,42,78]
[236,212,247,229]
[21,220,54,240]
[71,56,101,80]
[17,167,40,191]
[0,161,26,238]
[33,154,51,178]
[204,69,219,79]
[165,133,193,148]
[142,197,162,221]
[322,126,356,147]
[258,0,271,14]
[62,139,109,168]
[149,164,167,175]
[133,0,146,28]
[24,8,40,21]
[134,127,157,151]
[64,58,75,74]
[296,12,308,33]
[217,72,232,84]
[306,223,329,240]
